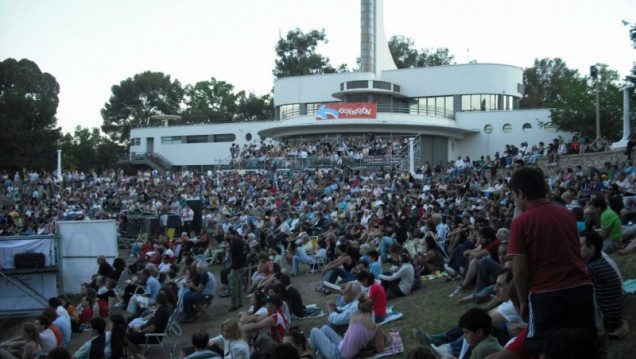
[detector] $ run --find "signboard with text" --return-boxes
[315,103,377,120]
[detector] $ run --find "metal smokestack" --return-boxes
[360,0,375,73]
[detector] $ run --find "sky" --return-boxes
[1,0,634,134]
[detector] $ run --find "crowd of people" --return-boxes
[1,130,635,359]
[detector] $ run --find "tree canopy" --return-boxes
[182,78,242,124]
[0,58,61,170]
[388,35,455,69]
[273,28,338,78]
[521,58,625,139]
[101,71,184,144]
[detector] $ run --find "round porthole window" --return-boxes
[484,124,493,134]
[246,133,252,141]
[522,123,532,133]
[503,124,512,133]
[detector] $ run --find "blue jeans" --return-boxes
[379,236,398,261]
[327,267,355,284]
[291,248,314,275]
[310,325,343,359]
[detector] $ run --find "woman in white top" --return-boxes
[209,319,250,359]
[378,249,415,299]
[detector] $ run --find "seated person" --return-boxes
[310,293,384,359]
[450,227,501,297]
[458,241,509,304]
[423,269,521,357]
[580,231,625,335]
[356,271,387,323]
[321,243,360,287]
[379,249,415,299]
[279,274,307,318]
[433,308,502,359]
[183,331,219,359]
[126,269,161,316]
[126,293,171,357]
[239,295,289,344]
[208,319,250,359]
[415,234,445,276]
[246,253,272,295]
[283,329,315,359]
[0,323,44,359]
[182,262,217,322]
[238,291,268,325]
[73,318,106,359]
[326,282,363,333]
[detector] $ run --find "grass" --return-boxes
[289,253,636,358]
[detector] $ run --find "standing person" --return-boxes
[507,167,596,355]
[229,235,247,312]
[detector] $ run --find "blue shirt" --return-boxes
[328,299,359,326]
[145,276,161,300]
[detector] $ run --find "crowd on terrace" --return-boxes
[0,130,634,359]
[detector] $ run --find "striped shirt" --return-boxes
[587,257,624,332]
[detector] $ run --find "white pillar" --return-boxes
[611,84,634,149]
[57,149,62,182]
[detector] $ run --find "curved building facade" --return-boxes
[128,0,560,170]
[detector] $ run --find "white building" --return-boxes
[128,0,561,172]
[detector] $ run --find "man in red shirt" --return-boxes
[507,167,595,354]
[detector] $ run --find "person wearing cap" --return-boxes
[239,294,289,344]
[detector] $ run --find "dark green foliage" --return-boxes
[388,35,455,69]
[0,58,62,170]
[101,71,184,145]
[273,28,337,78]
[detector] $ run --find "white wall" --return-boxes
[130,121,273,166]
[57,220,118,294]
[452,109,566,160]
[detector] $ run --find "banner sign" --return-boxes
[316,103,377,120]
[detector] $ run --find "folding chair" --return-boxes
[143,307,182,358]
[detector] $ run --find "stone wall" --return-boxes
[536,149,630,176]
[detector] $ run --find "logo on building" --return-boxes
[316,103,377,120]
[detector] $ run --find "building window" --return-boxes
[372,81,391,90]
[503,124,512,133]
[484,124,493,134]
[279,104,300,120]
[346,80,368,89]
[246,133,252,141]
[213,134,236,142]
[522,123,532,133]
[161,136,183,144]
[186,135,208,143]
[130,138,141,146]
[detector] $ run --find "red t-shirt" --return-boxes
[49,324,63,347]
[508,199,591,293]
[368,282,387,317]
[483,238,502,260]
[505,327,538,359]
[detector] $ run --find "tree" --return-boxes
[182,78,243,124]
[520,58,579,109]
[549,65,624,139]
[0,58,61,170]
[236,92,274,122]
[388,35,455,69]
[273,28,337,78]
[101,71,184,144]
